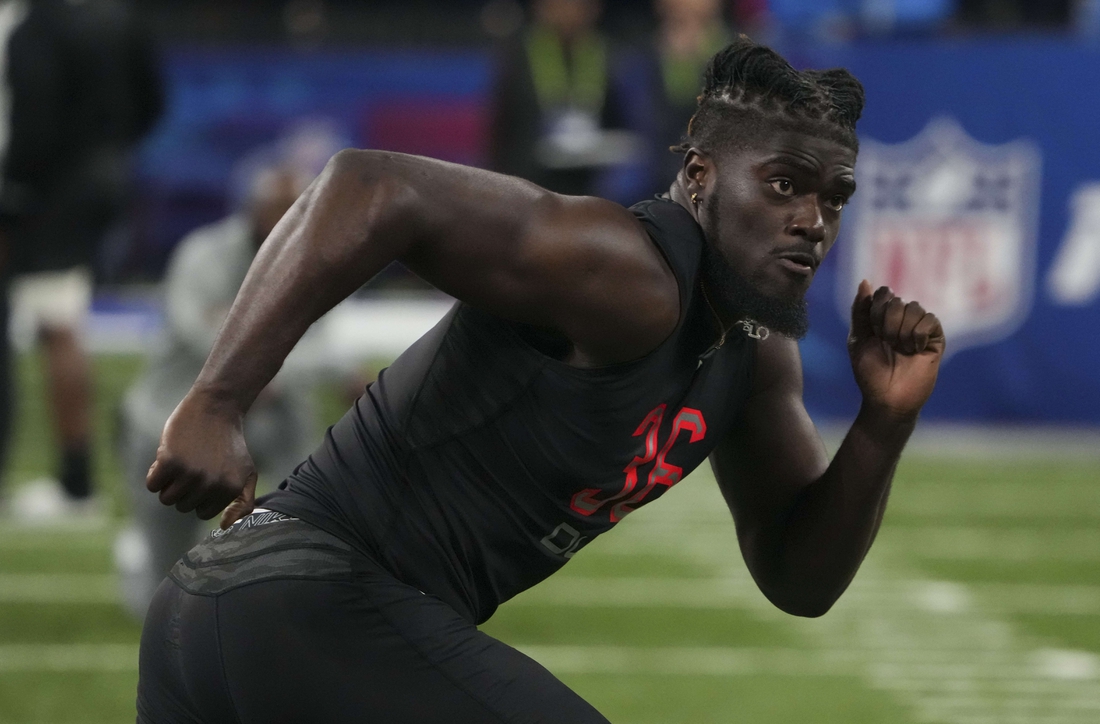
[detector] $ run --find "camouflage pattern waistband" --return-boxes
[169,508,354,597]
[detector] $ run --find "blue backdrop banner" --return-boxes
[790,39,1100,424]
[137,39,1100,424]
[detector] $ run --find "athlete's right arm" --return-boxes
[147,150,678,526]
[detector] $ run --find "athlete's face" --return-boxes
[688,131,857,336]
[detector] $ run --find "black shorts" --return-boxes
[136,510,608,724]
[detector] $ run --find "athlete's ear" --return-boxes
[683,148,712,200]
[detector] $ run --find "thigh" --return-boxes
[216,566,609,724]
[137,579,236,724]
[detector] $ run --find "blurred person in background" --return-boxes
[630,0,732,196]
[114,159,317,618]
[488,0,637,197]
[1,0,163,522]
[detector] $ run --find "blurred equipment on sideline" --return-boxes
[2,0,163,523]
[488,0,639,196]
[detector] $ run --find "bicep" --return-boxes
[209,150,673,374]
[710,338,829,545]
[376,153,676,359]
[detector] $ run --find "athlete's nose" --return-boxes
[788,198,826,244]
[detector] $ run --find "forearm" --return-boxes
[191,150,419,413]
[753,404,915,616]
[721,286,942,617]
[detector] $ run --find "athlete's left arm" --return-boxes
[709,281,944,617]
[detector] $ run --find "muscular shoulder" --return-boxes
[322,150,679,365]
[520,194,681,365]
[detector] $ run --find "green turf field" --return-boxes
[1,353,1099,723]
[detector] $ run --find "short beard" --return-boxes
[701,191,810,340]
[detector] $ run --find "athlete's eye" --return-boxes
[769,178,795,197]
[824,194,848,212]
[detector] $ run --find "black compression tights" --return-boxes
[136,563,609,723]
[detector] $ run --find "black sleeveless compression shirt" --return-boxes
[262,197,759,624]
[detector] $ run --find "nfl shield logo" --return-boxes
[837,117,1042,358]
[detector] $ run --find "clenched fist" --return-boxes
[146,389,258,529]
[848,280,946,420]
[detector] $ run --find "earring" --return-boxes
[691,192,700,207]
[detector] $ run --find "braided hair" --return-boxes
[674,37,865,157]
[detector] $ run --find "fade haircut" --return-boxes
[674,36,865,158]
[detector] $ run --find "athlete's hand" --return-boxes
[848,280,945,420]
[146,388,258,529]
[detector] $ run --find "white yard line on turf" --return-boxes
[835,576,1098,723]
[0,574,117,604]
[510,576,1100,617]
[0,529,116,549]
[0,644,137,672]
[4,570,1100,616]
[561,477,1100,724]
[884,527,1100,563]
[587,522,1100,563]
[517,645,856,677]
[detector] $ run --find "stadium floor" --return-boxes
[0,354,1098,723]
